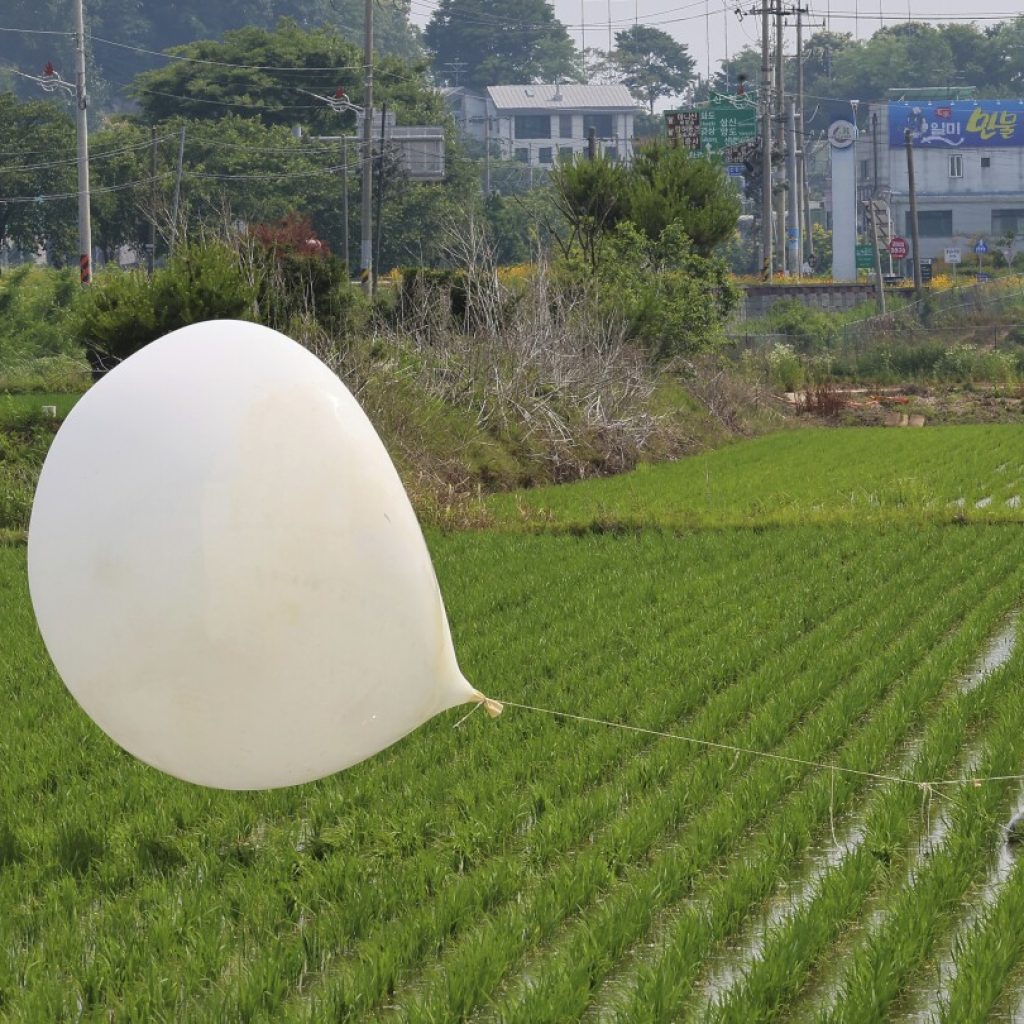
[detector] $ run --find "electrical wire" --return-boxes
[0,135,177,174]
[86,34,370,74]
[0,173,168,204]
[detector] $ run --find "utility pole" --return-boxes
[484,114,491,194]
[760,0,773,280]
[148,126,157,274]
[796,5,810,269]
[786,99,799,276]
[360,0,374,295]
[73,0,92,284]
[774,0,786,273]
[865,200,886,313]
[170,125,186,249]
[342,136,350,273]
[905,128,923,296]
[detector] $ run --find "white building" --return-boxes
[856,99,1024,260]
[441,84,639,166]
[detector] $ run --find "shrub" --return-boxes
[0,265,82,364]
[764,299,838,353]
[247,214,368,338]
[73,239,256,376]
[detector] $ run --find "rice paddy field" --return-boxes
[3,424,1024,1022]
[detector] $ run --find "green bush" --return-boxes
[72,240,257,376]
[764,299,838,353]
[0,265,82,364]
[247,215,368,338]
[560,221,738,361]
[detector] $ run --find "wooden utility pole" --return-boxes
[905,128,923,296]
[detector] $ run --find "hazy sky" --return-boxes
[410,1,1024,87]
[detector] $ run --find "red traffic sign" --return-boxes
[888,236,909,259]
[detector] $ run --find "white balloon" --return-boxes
[28,320,497,790]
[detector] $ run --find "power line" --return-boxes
[86,34,370,74]
[0,173,167,204]
[0,134,177,174]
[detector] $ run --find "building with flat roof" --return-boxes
[855,99,1024,262]
[440,84,640,167]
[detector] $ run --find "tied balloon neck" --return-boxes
[471,690,504,718]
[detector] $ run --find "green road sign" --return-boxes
[855,243,877,270]
[699,104,757,150]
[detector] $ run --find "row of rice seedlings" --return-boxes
[937,811,1024,1022]
[691,614,1023,1023]
[389,539,1008,1024]
[816,653,1024,1024]
[0,530,905,1019]
[477,555,1023,1024]
[908,784,1024,1022]
[691,612,1020,1019]
[267,531,922,1022]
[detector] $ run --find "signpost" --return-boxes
[666,110,701,150]
[945,246,962,284]
[699,104,758,150]
[855,244,876,270]
[888,236,908,259]
[665,103,757,153]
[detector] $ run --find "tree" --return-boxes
[0,92,77,262]
[612,25,694,115]
[548,156,628,270]
[626,142,740,256]
[425,0,581,92]
[130,21,442,135]
[0,0,422,107]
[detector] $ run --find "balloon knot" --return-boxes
[471,690,504,718]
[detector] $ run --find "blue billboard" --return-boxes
[889,101,1024,148]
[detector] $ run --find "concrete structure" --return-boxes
[739,283,878,319]
[440,87,490,144]
[856,99,1024,262]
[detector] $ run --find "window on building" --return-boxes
[949,154,963,178]
[605,146,619,162]
[992,209,1024,235]
[582,112,614,138]
[558,145,575,161]
[558,114,573,138]
[514,147,529,164]
[859,159,869,180]
[981,156,992,168]
[514,114,551,139]
[538,146,553,164]
[907,210,953,237]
